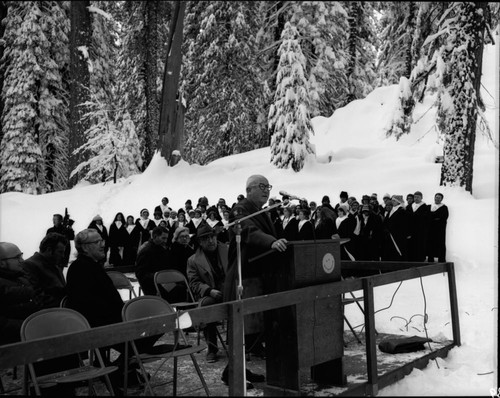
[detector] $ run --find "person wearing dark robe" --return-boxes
[123,215,140,266]
[296,208,315,240]
[407,191,430,261]
[315,206,337,239]
[281,206,298,241]
[427,193,449,262]
[382,195,410,261]
[135,209,156,249]
[108,212,128,267]
[357,205,383,261]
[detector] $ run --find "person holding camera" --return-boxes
[46,212,75,267]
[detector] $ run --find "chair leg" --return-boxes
[189,353,210,396]
[173,356,178,396]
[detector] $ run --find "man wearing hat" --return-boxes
[382,195,410,261]
[88,214,109,264]
[187,224,227,363]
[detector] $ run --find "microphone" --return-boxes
[279,190,304,201]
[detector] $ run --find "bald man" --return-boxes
[221,175,287,387]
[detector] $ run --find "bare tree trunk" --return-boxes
[144,0,159,166]
[68,0,91,187]
[0,2,8,145]
[158,0,186,164]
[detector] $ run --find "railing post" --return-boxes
[446,262,461,346]
[363,277,378,396]
[228,300,245,396]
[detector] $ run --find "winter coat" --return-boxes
[66,254,124,328]
[315,217,336,239]
[187,243,228,301]
[427,204,449,261]
[0,267,43,345]
[23,252,67,308]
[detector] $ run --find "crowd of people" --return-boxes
[0,185,449,393]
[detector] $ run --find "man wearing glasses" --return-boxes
[221,175,288,388]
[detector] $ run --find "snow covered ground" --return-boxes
[0,44,497,395]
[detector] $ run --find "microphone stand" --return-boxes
[223,200,284,395]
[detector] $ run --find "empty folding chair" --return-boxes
[106,270,139,300]
[121,295,209,396]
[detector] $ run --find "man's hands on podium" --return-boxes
[271,238,288,252]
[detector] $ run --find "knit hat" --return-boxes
[383,193,391,200]
[92,214,103,222]
[391,195,404,205]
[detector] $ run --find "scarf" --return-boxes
[336,215,347,229]
[353,216,361,236]
[412,202,425,212]
[431,203,444,212]
[298,219,308,231]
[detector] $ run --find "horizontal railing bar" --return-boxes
[0,263,449,371]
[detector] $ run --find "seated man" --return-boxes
[135,226,180,299]
[66,229,160,387]
[23,233,68,308]
[0,242,43,346]
[186,225,227,363]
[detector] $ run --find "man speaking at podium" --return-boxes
[221,174,288,388]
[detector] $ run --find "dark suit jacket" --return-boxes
[223,198,278,303]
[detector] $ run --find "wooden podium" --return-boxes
[262,239,346,396]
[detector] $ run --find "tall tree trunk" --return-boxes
[144,0,159,166]
[404,1,416,78]
[345,1,360,104]
[158,0,186,164]
[0,2,9,145]
[68,0,91,187]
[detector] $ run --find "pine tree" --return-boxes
[269,21,315,172]
[435,2,491,192]
[0,1,69,194]
[182,1,264,165]
[70,91,142,184]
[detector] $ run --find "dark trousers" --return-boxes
[199,296,222,354]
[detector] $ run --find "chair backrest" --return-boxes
[21,308,90,342]
[122,295,175,322]
[107,270,138,299]
[154,270,195,302]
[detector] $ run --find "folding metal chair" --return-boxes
[20,308,118,396]
[155,269,228,353]
[106,270,139,300]
[121,295,209,396]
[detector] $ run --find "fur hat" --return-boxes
[391,195,404,205]
[92,214,103,222]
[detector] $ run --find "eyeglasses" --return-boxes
[85,239,104,245]
[253,183,273,192]
[3,254,23,261]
